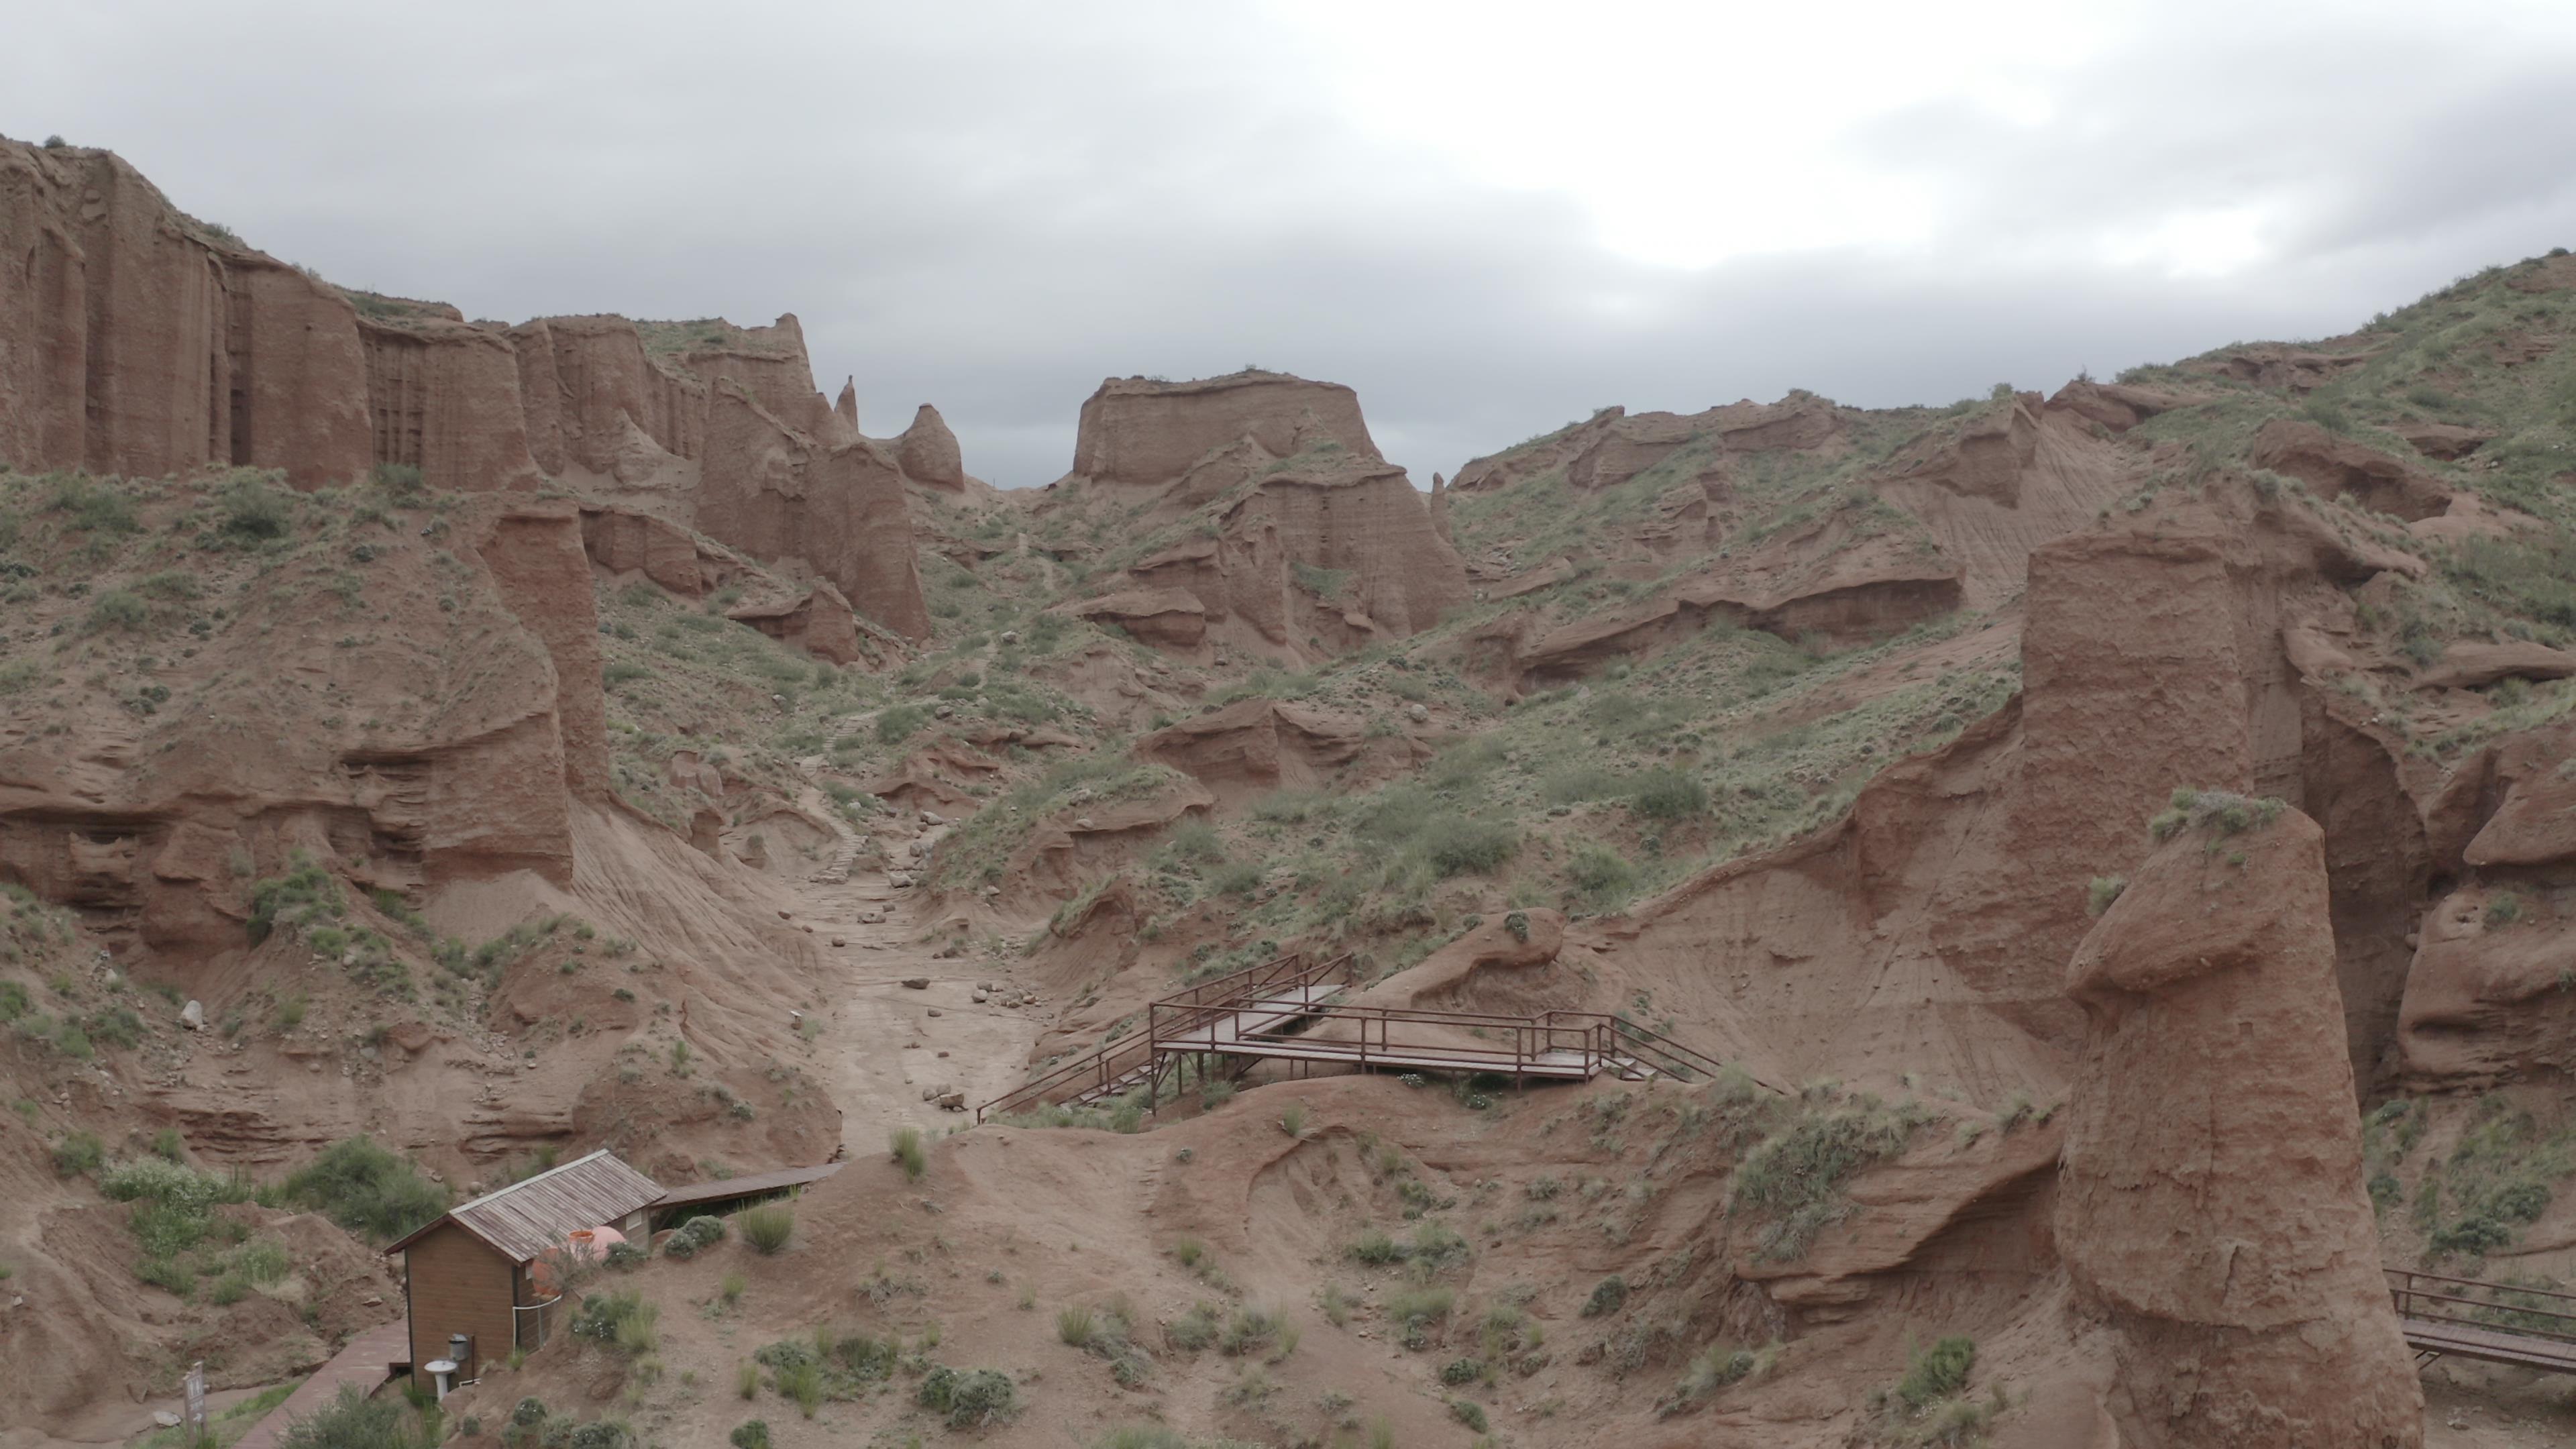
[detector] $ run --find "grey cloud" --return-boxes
[5,1,2572,488]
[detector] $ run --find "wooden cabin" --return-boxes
[384,1150,663,1391]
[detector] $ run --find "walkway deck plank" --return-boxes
[233,1320,411,1449]
[2401,1316,2576,1373]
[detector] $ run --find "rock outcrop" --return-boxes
[2059,804,2422,1448]
[578,504,738,597]
[1134,696,1428,804]
[727,582,871,665]
[897,403,969,490]
[696,384,932,639]
[1068,370,1380,489]
[1052,372,1469,661]
[2250,418,2453,522]
[1448,393,1843,494]
[360,313,543,492]
[510,313,706,476]
[2042,377,2184,433]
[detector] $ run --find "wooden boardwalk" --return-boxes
[977,952,1735,1121]
[232,1320,410,1449]
[2389,1269,2576,1377]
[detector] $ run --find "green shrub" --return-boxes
[219,475,294,541]
[1567,842,1639,908]
[1449,1398,1488,1432]
[1418,816,1515,877]
[875,704,930,744]
[1385,1286,1454,1346]
[1730,1095,1929,1260]
[739,1203,794,1254]
[1582,1275,1629,1317]
[49,476,138,534]
[729,1424,771,1449]
[87,590,150,632]
[664,1214,727,1258]
[280,1137,449,1242]
[890,1125,926,1180]
[245,856,344,945]
[231,1236,291,1285]
[2085,875,2127,916]
[276,1383,425,1449]
[1896,1334,1976,1409]
[1218,1304,1287,1357]
[1541,765,1625,805]
[1629,768,1708,821]
[916,1364,1018,1428]
[569,1289,657,1354]
[53,1132,103,1176]
[1346,1229,1404,1265]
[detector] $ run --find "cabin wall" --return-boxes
[402,1223,516,1390]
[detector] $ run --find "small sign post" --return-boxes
[184,1360,207,1434]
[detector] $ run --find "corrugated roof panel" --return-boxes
[442,1149,665,1263]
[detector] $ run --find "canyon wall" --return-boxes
[0,136,940,638]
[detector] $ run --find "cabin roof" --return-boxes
[385,1149,664,1263]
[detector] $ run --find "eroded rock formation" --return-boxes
[1051,371,1469,662]
[1069,370,1380,489]
[1448,393,1843,494]
[2059,805,2422,1448]
[698,383,933,639]
[0,138,945,639]
[0,141,372,486]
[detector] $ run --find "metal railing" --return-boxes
[2387,1269,2576,1346]
[975,953,1346,1122]
[514,1292,564,1354]
[974,949,1761,1121]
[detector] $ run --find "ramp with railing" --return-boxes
[2388,1269,2576,1375]
[975,951,1746,1122]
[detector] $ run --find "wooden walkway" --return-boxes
[2390,1269,2576,1376]
[232,1320,410,1449]
[977,951,1735,1122]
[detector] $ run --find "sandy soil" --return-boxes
[782,789,1044,1152]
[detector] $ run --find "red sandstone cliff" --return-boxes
[0,138,943,639]
[0,141,372,487]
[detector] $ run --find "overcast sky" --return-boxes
[7,1,2575,487]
